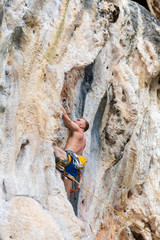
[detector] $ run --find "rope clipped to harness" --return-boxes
[70,169,81,193]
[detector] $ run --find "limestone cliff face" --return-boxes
[147,0,160,19]
[0,0,160,239]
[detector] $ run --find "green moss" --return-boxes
[46,0,71,63]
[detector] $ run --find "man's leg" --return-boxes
[53,146,70,166]
[63,178,72,199]
[53,146,72,198]
[53,146,66,159]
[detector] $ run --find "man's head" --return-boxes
[74,118,89,132]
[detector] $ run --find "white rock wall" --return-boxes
[147,0,160,19]
[0,0,160,239]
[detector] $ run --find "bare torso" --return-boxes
[64,130,86,155]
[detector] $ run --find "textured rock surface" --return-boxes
[147,0,160,19]
[0,0,160,239]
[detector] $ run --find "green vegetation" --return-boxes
[46,0,71,63]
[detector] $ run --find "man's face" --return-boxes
[74,118,86,129]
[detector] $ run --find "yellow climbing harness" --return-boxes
[67,176,160,239]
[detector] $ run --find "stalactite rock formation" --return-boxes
[0,0,160,239]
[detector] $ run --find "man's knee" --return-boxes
[53,146,66,158]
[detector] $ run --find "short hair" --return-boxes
[81,117,89,132]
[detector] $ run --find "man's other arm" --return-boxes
[62,107,79,132]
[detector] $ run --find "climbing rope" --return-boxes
[68,176,160,239]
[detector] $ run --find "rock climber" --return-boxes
[53,106,89,198]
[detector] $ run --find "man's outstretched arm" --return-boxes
[62,107,80,132]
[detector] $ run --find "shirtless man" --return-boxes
[53,107,89,198]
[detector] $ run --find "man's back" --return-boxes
[65,130,86,155]
[62,107,87,155]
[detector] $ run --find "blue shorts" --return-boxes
[64,150,79,177]
[56,150,85,178]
